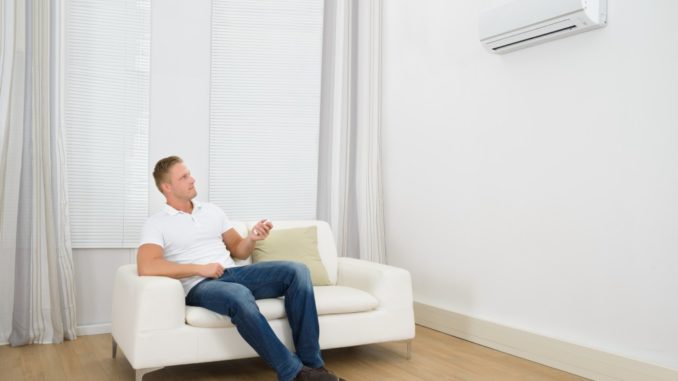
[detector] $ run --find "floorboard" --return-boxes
[0,325,588,380]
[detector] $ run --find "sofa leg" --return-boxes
[406,340,412,360]
[136,367,163,381]
[112,338,117,359]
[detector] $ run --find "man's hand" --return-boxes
[249,219,273,241]
[222,219,273,261]
[198,263,225,278]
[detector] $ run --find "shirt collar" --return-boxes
[163,199,202,215]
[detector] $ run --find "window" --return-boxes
[209,0,324,221]
[64,0,150,247]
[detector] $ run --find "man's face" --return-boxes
[166,162,197,200]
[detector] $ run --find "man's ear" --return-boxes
[161,181,171,194]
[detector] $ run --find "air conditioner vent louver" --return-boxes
[493,25,577,52]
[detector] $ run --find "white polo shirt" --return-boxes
[139,200,236,295]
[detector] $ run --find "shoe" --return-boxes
[294,366,346,381]
[314,367,346,381]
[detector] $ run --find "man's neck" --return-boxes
[167,198,193,214]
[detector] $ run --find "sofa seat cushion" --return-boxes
[313,286,378,315]
[186,286,379,328]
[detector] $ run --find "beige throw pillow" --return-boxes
[251,226,331,286]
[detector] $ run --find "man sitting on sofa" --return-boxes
[137,155,345,381]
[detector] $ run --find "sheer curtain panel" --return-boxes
[317,0,386,263]
[0,0,77,346]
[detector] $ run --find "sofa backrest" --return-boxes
[230,220,338,285]
[229,221,251,267]
[231,221,249,238]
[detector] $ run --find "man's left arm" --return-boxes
[223,219,273,260]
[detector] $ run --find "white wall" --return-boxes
[382,0,678,370]
[73,249,134,329]
[74,0,212,329]
[148,0,211,213]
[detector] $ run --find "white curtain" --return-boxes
[0,0,77,345]
[318,0,386,264]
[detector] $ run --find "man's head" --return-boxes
[153,156,197,201]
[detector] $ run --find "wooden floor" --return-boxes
[0,325,588,381]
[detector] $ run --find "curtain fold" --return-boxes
[317,0,386,264]
[0,0,76,346]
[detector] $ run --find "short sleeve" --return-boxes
[216,205,233,234]
[139,218,164,247]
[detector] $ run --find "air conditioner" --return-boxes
[479,0,607,54]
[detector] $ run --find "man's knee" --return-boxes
[278,261,308,275]
[228,285,259,316]
[281,261,312,284]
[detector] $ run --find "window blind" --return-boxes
[209,0,323,221]
[64,0,150,248]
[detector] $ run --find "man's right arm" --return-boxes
[136,243,224,279]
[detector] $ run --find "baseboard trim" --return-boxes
[414,302,678,381]
[76,323,111,336]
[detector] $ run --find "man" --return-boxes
[137,156,345,381]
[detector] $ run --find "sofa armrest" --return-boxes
[112,264,186,336]
[336,257,413,311]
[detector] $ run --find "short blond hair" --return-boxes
[153,156,183,193]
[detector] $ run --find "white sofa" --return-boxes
[112,221,415,380]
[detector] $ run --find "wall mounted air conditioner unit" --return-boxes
[479,0,607,54]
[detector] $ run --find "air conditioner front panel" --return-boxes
[479,0,586,41]
[478,0,607,54]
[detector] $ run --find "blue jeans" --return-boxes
[185,261,323,381]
